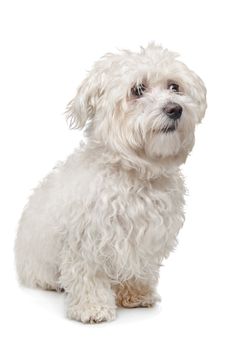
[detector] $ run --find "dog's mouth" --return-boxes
[161,122,178,133]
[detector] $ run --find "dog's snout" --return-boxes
[163,103,183,120]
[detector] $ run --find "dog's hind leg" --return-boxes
[15,207,64,291]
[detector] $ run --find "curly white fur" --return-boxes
[15,43,207,323]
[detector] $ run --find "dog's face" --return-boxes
[66,44,207,168]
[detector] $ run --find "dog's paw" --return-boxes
[119,294,158,308]
[67,305,116,324]
[139,291,161,308]
[137,292,161,308]
[116,284,161,308]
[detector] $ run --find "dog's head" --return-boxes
[66,43,207,171]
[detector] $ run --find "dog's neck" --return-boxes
[84,139,185,181]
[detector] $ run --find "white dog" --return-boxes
[15,43,207,323]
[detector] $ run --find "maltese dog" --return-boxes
[15,43,207,323]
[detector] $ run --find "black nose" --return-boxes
[163,103,183,120]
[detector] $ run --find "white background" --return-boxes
[0,0,232,349]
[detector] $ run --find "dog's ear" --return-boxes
[189,70,207,123]
[65,70,105,129]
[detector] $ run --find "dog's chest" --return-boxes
[90,177,184,280]
[118,178,184,243]
[92,173,185,279]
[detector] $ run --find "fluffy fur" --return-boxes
[15,43,207,323]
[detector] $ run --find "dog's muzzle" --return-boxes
[163,102,182,120]
[161,102,182,133]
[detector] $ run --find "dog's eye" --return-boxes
[168,82,179,92]
[132,83,146,97]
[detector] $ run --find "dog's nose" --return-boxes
[163,102,183,120]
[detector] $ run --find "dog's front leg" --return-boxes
[114,277,161,308]
[60,249,116,323]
